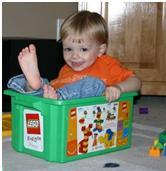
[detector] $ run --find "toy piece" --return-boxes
[92,133,98,147]
[84,110,88,118]
[149,130,166,157]
[99,129,115,148]
[103,162,120,168]
[93,107,104,132]
[2,113,12,138]
[159,130,166,145]
[78,124,93,153]
[163,144,166,157]
[79,118,85,124]
[139,107,148,114]
[148,146,161,157]
[153,139,164,150]
[106,111,116,120]
[159,130,166,157]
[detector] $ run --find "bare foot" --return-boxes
[18,44,41,90]
[43,84,58,99]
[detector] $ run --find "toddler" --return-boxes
[8,11,141,102]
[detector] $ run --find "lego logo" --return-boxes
[27,120,39,128]
[25,113,41,134]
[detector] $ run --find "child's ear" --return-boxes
[98,43,107,57]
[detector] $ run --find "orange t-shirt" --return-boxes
[50,55,134,90]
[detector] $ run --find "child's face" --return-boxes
[62,35,105,71]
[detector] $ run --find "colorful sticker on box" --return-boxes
[24,109,43,152]
[67,100,130,156]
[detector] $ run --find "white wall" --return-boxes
[2,2,78,39]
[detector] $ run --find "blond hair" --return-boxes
[60,11,108,45]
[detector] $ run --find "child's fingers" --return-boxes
[105,87,121,102]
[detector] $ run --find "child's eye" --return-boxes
[64,48,72,51]
[81,48,88,52]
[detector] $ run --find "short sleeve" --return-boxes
[106,57,134,86]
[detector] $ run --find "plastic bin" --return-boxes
[4,90,137,163]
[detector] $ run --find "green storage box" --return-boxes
[4,90,137,163]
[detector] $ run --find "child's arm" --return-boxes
[105,75,141,102]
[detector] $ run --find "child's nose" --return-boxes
[72,51,79,59]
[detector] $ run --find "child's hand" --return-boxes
[105,85,122,102]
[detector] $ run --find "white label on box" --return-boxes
[23,109,43,152]
[76,102,119,154]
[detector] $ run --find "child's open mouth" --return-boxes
[71,61,84,67]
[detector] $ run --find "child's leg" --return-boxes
[18,44,41,90]
[56,76,105,100]
[43,76,105,100]
[7,74,49,96]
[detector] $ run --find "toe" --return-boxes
[21,48,26,55]
[29,44,36,54]
[24,47,29,53]
[43,84,49,98]
[18,52,23,59]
